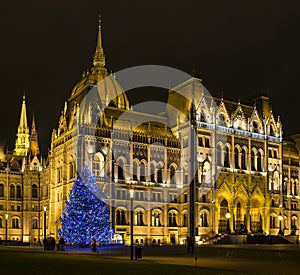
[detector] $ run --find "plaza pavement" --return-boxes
[60,244,300,274]
[13,243,300,274]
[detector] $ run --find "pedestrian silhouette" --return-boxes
[187,236,193,253]
[92,239,97,253]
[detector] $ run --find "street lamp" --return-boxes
[129,189,134,260]
[5,213,8,246]
[43,206,47,250]
[278,213,283,236]
[225,212,231,235]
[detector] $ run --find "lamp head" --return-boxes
[129,189,134,199]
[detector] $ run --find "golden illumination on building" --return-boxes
[14,95,30,157]
[0,19,299,246]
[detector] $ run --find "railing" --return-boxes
[268,136,281,143]
[196,121,215,130]
[196,121,282,143]
[235,129,251,137]
[251,132,265,140]
[216,125,234,133]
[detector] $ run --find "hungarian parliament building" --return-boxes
[0,21,299,246]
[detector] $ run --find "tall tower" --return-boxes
[14,95,30,157]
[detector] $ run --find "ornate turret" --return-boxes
[29,114,40,157]
[189,88,197,126]
[14,95,30,157]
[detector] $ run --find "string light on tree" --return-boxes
[58,166,113,245]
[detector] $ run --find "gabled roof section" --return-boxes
[232,102,247,130]
[216,99,231,127]
[249,105,264,134]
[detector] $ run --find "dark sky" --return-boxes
[0,0,300,155]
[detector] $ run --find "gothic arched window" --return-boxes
[182,212,188,227]
[16,185,21,199]
[200,212,208,227]
[10,184,15,199]
[234,147,240,169]
[224,146,230,168]
[140,162,146,182]
[151,210,161,227]
[134,210,144,226]
[168,212,177,227]
[132,161,138,181]
[150,163,156,183]
[0,184,4,197]
[116,209,126,225]
[93,153,104,177]
[251,150,256,171]
[217,144,222,166]
[170,165,176,184]
[157,164,163,183]
[241,149,247,170]
[32,219,38,229]
[257,151,263,172]
[32,184,38,198]
[117,159,125,180]
[12,218,20,229]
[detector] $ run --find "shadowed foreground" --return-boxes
[1,245,300,274]
[0,246,242,275]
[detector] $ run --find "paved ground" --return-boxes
[11,244,300,274]
[63,244,300,274]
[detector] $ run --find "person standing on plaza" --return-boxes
[91,239,97,253]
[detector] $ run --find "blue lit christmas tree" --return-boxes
[58,166,113,245]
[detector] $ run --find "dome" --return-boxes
[68,18,130,112]
[55,19,131,135]
[69,67,130,111]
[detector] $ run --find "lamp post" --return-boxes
[5,213,8,246]
[278,213,283,236]
[129,189,134,260]
[225,212,231,235]
[43,206,47,250]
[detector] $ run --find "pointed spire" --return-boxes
[30,114,40,157]
[14,95,30,157]
[97,16,103,48]
[93,15,106,68]
[31,113,37,134]
[20,93,28,131]
[190,83,196,126]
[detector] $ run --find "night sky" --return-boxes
[0,0,300,155]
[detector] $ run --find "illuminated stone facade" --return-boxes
[0,20,299,245]
[0,96,49,244]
